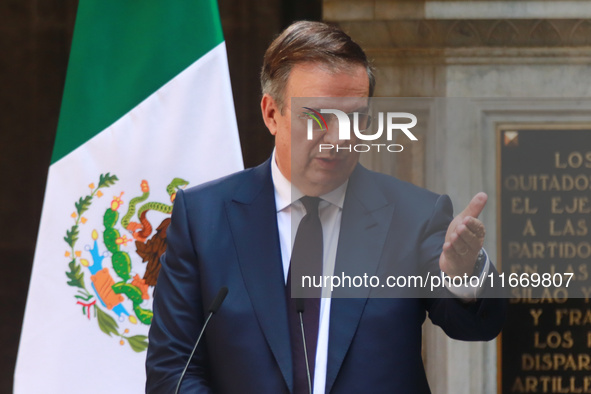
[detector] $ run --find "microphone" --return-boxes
[296,298,313,394]
[208,286,229,314]
[174,286,228,394]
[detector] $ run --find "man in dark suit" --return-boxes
[146,21,506,393]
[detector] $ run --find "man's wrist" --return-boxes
[442,248,491,299]
[472,249,487,277]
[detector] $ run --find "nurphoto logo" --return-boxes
[301,107,418,153]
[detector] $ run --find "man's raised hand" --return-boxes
[439,192,487,277]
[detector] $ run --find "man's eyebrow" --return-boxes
[303,107,321,113]
[302,106,369,113]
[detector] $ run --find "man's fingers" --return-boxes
[461,217,486,241]
[448,230,475,255]
[459,192,488,220]
[456,223,480,249]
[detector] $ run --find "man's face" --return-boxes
[262,62,370,196]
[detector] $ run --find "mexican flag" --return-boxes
[14,2,242,393]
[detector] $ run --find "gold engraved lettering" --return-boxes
[512,197,539,214]
[530,308,543,326]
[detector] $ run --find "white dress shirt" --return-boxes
[270,151,490,393]
[271,151,345,394]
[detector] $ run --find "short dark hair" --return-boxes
[261,21,375,111]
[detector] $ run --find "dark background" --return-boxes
[0,0,321,391]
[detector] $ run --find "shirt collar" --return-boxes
[271,149,347,212]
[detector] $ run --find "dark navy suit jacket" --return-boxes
[145,159,506,393]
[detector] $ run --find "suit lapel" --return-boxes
[225,159,293,392]
[325,165,396,393]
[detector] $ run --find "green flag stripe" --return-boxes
[51,1,224,164]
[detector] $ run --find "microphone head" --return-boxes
[295,297,305,313]
[208,286,228,314]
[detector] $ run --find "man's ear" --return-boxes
[261,93,280,136]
